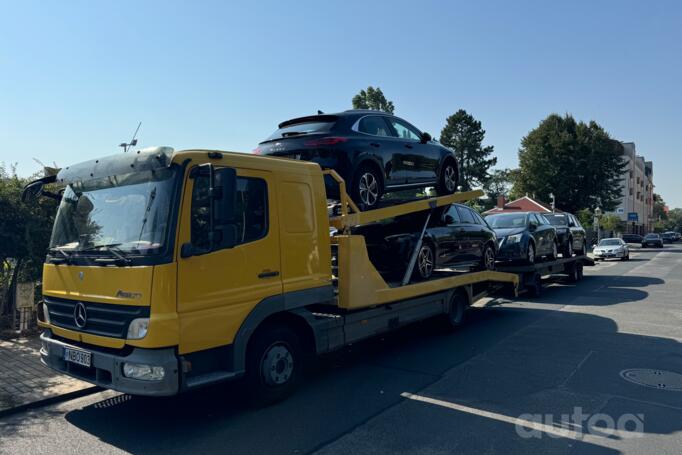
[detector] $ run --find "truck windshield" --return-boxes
[50,167,177,255]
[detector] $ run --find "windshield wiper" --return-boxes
[48,248,73,264]
[80,243,132,265]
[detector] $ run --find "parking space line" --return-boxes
[400,392,640,446]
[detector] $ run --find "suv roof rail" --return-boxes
[343,109,394,115]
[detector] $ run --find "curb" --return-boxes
[0,386,101,419]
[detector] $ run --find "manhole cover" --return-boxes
[620,369,682,391]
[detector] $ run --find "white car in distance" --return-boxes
[593,238,630,261]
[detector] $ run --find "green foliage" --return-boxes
[600,214,623,233]
[577,208,593,228]
[662,208,682,232]
[513,114,626,213]
[653,193,667,221]
[439,109,497,192]
[352,86,395,113]
[0,163,58,313]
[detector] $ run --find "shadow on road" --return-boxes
[2,271,679,454]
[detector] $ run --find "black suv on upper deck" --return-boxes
[256,110,459,209]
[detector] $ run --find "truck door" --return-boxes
[176,166,282,354]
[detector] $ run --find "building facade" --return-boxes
[610,142,654,235]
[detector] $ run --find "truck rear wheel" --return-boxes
[245,325,303,406]
[442,291,468,330]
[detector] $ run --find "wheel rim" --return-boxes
[444,165,457,192]
[528,244,535,263]
[358,172,379,206]
[418,245,434,278]
[484,247,495,270]
[260,343,294,386]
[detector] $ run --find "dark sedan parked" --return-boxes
[540,212,587,257]
[484,212,558,264]
[642,233,664,248]
[353,204,497,281]
[622,234,643,244]
[256,110,459,209]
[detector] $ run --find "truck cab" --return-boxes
[35,147,332,396]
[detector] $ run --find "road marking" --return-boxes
[400,392,642,446]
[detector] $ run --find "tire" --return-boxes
[564,238,573,258]
[621,253,630,261]
[351,165,382,210]
[567,265,579,283]
[527,273,542,298]
[526,242,536,265]
[436,159,458,195]
[479,243,496,271]
[245,325,304,406]
[579,241,587,257]
[413,242,435,280]
[548,241,558,261]
[442,290,467,330]
[576,263,584,280]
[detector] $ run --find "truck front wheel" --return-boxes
[246,325,303,406]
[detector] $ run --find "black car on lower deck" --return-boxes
[540,212,587,257]
[352,204,497,281]
[484,212,558,264]
[256,110,459,209]
[642,233,664,248]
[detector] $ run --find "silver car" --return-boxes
[593,238,630,261]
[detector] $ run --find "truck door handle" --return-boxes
[405,144,413,149]
[258,270,280,279]
[370,142,380,148]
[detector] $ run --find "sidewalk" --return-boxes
[0,334,93,413]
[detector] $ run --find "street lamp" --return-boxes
[594,207,602,244]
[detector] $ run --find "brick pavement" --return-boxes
[0,334,91,412]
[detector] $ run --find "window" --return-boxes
[443,205,461,224]
[388,118,421,141]
[472,211,486,225]
[357,116,391,137]
[456,205,476,224]
[190,172,268,250]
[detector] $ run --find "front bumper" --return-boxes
[593,250,626,259]
[40,330,180,396]
[496,241,525,261]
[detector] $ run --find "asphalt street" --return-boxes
[2,244,682,454]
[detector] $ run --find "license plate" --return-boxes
[64,347,92,367]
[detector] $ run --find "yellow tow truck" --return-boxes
[23,147,519,403]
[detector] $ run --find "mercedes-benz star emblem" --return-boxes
[73,302,87,328]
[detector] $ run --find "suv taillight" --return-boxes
[304,137,348,147]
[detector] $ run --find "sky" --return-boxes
[1,0,681,207]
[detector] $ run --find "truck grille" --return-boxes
[44,296,150,339]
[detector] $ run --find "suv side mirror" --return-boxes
[420,132,432,144]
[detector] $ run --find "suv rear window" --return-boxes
[263,116,337,142]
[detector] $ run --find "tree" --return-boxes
[653,193,667,222]
[0,163,57,316]
[439,109,497,192]
[664,208,682,232]
[352,86,395,113]
[600,214,623,234]
[513,114,626,213]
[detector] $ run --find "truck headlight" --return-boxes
[127,318,149,340]
[122,362,165,381]
[506,234,522,244]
